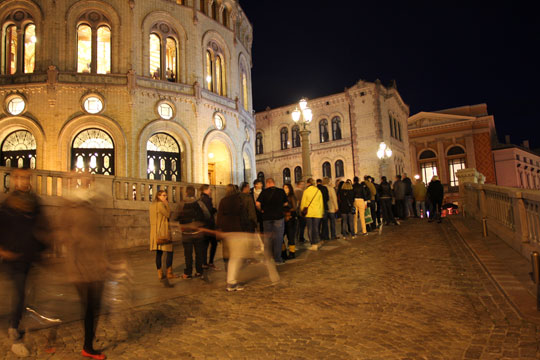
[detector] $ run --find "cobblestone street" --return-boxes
[2,218,540,359]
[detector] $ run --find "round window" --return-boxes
[83,96,103,114]
[6,96,26,116]
[214,114,225,130]
[158,103,174,120]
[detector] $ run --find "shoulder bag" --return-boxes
[301,189,320,217]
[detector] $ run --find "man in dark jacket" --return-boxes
[199,184,218,270]
[402,173,414,218]
[427,176,444,223]
[316,179,330,240]
[379,176,398,226]
[352,176,371,236]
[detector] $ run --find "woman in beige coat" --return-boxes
[149,190,178,281]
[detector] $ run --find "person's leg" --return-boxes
[420,201,426,218]
[193,237,206,275]
[320,212,329,240]
[369,202,376,230]
[208,236,217,265]
[155,250,163,269]
[297,215,306,243]
[415,200,421,218]
[305,217,313,244]
[328,212,336,238]
[353,199,361,235]
[436,200,443,221]
[358,199,367,234]
[312,218,321,244]
[203,236,210,266]
[273,220,285,263]
[285,218,297,257]
[8,262,30,331]
[183,240,194,276]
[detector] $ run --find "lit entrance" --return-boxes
[207,139,231,185]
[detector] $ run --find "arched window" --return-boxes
[322,161,331,178]
[256,132,263,155]
[419,149,437,184]
[292,125,300,148]
[77,12,111,74]
[294,166,302,183]
[397,122,402,141]
[447,146,466,187]
[149,23,179,81]
[1,130,36,169]
[212,1,219,21]
[200,0,207,14]
[283,168,291,185]
[335,160,344,178]
[205,41,226,96]
[147,133,181,181]
[222,7,229,27]
[280,127,288,150]
[71,128,114,175]
[319,119,329,143]
[257,171,265,184]
[331,116,342,140]
[389,116,394,138]
[2,11,36,75]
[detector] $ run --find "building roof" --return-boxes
[434,104,488,117]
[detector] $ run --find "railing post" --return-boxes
[479,185,487,220]
[514,192,529,243]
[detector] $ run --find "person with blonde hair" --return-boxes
[149,190,178,285]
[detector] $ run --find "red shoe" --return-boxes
[82,349,106,359]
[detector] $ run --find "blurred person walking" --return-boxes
[352,176,370,236]
[256,178,288,264]
[239,182,258,233]
[427,176,444,223]
[413,178,427,218]
[199,184,219,270]
[149,190,178,285]
[337,180,355,237]
[217,184,245,272]
[323,178,339,240]
[283,184,298,259]
[0,169,48,357]
[300,178,324,250]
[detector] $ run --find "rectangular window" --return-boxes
[516,154,520,161]
[448,158,466,187]
[421,161,438,185]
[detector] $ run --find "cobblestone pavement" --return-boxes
[1,218,540,359]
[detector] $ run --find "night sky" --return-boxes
[239,1,540,150]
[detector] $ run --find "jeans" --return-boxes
[328,212,337,238]
[7,261,30,329]
[381,198,396,224]
[306,217,321,244]
[430,199,443,220]
[415,201,426,218]
[75,281,104,352]
[341,213,354,235]
[182,235,206,275]
[284,217,298,253]
[320,211,329,240]
[204,234,218,265]
[263,219,285,263]
[353,198,367,234]
[405,195,414,217]
[297,216,306,242]
[155,250,173,269]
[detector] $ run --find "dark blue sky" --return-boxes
[239,1,540,149]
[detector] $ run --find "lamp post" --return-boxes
[376,142,392,178]
[292,98,313,180]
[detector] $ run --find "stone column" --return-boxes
[300,127,312,180]
[437,140,447,184]
[465,135,476,169]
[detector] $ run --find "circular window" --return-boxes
[6,96,26,116]
[214,113,225,130]
[83,96,103,114]
[157,103,174,120]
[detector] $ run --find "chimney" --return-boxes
[523,140,530,149]
[505,135,511,144]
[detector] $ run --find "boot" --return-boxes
[288,245,296,259]
[157,269,164,280]
[281,250,288,261]
[167,267,179,279]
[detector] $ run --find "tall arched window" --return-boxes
[240,61,249,111]
[200,0,207,14]
[147,133,181,181]
[2,11,36,75]
[77,12,111,74]
[332,116,342,140]
[1,130,37,169]
[419,150,437,184]
[280,127,288,150]
[447,146,466,187]
[222,6,229,27]
[205,41,226,96]
[322,161,331,178]
[292,125,300,148]
[149,23,179,81]
[389,115,394,138]
[335,160,344,178]
[71,129,114,175]
[283,168,291,185]
[294,166,302,183]
[212,1,219,21]
[256,132,263,155]
[319,119,329,143]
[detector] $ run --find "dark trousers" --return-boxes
[429,199,443,220]
[183,235,206,275]
[75,281,104,352]
[327,212,337,239]
[375,200,382,226]
[7,261,30,329]
[319,211,329,240]
[341,213,354,235]
[285,217,297,251]
[381,198,396,224]
[395,199,406,219]
[297,216,306,242]
[155,250,173,269]
[204,235,218,265]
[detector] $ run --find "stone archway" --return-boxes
[207,139,231,185]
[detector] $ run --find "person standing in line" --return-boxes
[370,176,382,228]
[364,175,377,231]
[251,179,264,233]
[427,176,444,223]
[393,175,406,220]
[379,176,398,226]
[239,182,258,233]
[402,173,414,218]
[413,177,427,218]
[300,178,324,250]
[294,181,306,243]
[199,184,219,270]
[0,169,49,358]
[149,190,178,285]
[316,179,330,240]
[177,186,206,279]
[256,178,288,264]
[352,176,370,236]
[283,183,298,259]
[337,180,355,237]
[323,177,339,240]
[217,184,245,274]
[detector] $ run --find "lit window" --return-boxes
[205,41,226,96]
[77,24,92,73]
[147,133,181,182]
[242,72,249,111]
[83,96,103,114]
[165,38,177,82]
[292,125,300,148]
[332,116,342,141]
[3,11,36,75]
[71,128,114,175]
[214,113,225,130]
[149,23,179,81]
[319,119,329,143]
[7,96,26,115]
[419,149,438,184]
[5,25,17,75]
[283,168,291,185]
[149,33,161,78]
[280,127,288,150]
[96,26,111,74]
[158,103,174,120]
[24,24,36,73]
[76,12,111,74]
[1,130,37,169]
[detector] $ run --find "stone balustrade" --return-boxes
[458,168,540,258]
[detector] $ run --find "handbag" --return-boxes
[156,206,172,245]
[301,188,320,217]
[364,207,373,225]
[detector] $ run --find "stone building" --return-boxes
[407,104,497,202]
[255,80,411,186]
[0,0,255,185]
[493,139,540,190]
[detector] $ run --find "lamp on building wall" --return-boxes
[377,142,392,178]
[291,98,313,180]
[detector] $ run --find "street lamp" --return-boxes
[377,142,392,178]
[292,98,313,180]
